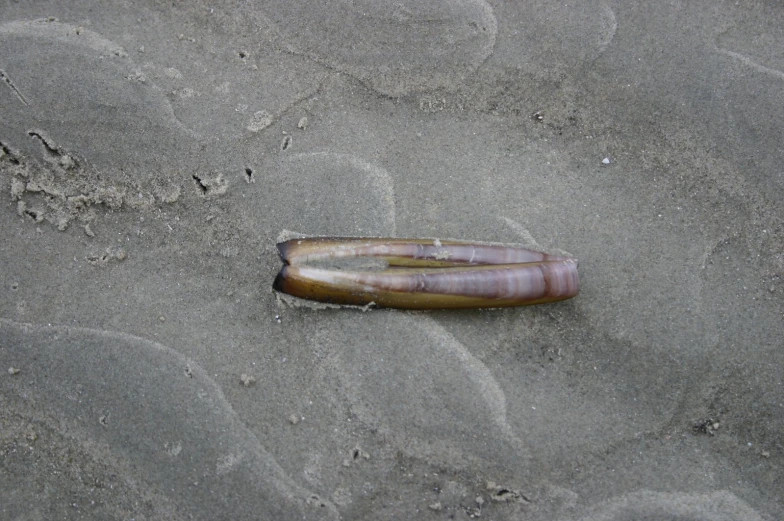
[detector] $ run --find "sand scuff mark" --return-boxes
[2,134,182,233]
[0,319,339,520]
[86,246,128,267]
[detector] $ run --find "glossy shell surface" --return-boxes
[273,237,580,309]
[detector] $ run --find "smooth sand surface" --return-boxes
[1,2,782,520]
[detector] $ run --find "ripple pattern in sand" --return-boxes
[260,152,396,237]
[253,0,497,96]
[316,312,529,470]
[0,319,338,520]
[0,19,190,163]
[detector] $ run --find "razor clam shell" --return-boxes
[277,237,572,268]
[273,259,580,309]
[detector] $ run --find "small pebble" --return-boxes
[8,367,20,375]
[297,117,309,130]
[602,157,612,165]
[761,450,770,458]
[289,414,300,425]
[240,374,256,387]
[428,502,443,511]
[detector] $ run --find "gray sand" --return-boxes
[1,2,782,520]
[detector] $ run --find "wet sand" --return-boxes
[1,2,782,520]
